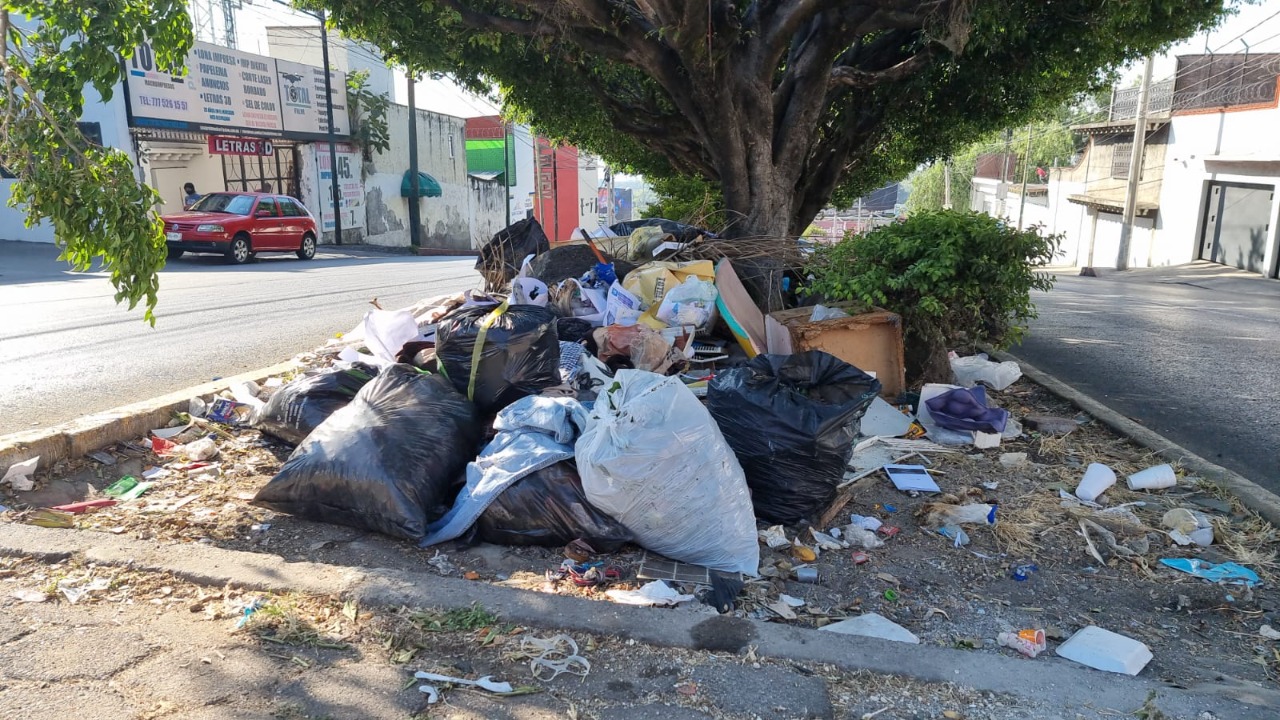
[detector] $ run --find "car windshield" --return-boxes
[189,193,254,215]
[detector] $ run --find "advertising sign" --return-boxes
[314,143,365,231]
[124,41,348,138]
[277,59,350,136]
[207,135,275,156]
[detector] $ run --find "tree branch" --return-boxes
[830,51,932,88]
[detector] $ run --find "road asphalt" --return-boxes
[0,241,480,436]
[1016,264,1280,495]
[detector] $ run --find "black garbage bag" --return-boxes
[475,217,550,291]
[253,365,481,540]
[473,460,632,551]
[435,304,560,413]
[707,351,880,524]
[255,364,379,445]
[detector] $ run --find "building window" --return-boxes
[1112,142,1133,179]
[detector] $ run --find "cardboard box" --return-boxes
[765,306,906,398]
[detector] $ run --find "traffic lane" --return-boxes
[1018,278,1280,492]
[0,253,480,435]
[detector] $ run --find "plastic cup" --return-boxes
[1127,464,1176,491]
[1075,463,1117,503]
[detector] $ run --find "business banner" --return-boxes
[277,59,350,136]
[207,135,275,156]
[124,40,348,138]
[314,143,365,231]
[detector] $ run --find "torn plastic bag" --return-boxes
[255,363,379,445]
[924,386,1009,434]
[575,370,759,575]
[474,460,631,550]
[253,365,481,541]
[707,351,881,524]
[435,302,561,413]
[363,309,424,365]
[422,396,629,549]
[950,353,1022,391]
[476,217,551,291]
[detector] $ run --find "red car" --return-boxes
[162,192,318,264]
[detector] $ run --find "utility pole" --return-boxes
[502,123,512,227]
[943,159,952,210]
[1017,125,1033,229]
[1117,55,1153,270]
[406,74,421,247]
[318,9,343,245]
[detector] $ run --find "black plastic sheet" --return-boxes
[708,351,881,524]
[475,217,550,291]
[252,365,481,540]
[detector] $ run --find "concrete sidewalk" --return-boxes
[1047,260,1280,299]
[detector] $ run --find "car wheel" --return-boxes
[296,233,316,260]
[166,247,185,260]
[226,234,252,264]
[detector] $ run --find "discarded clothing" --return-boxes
[924,386,1009,434]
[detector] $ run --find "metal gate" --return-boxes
[1199,181,1274,273]
[222,145,300,199]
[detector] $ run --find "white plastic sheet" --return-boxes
[362,309,422,365]
[575,370,760,575]
[950,353,1022,391]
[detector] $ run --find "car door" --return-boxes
[252,196,283,249]
[277,197,305,249]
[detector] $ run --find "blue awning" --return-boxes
[401,171,442,198]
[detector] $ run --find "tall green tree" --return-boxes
[320,0,1226,240]
[1,2,191,323]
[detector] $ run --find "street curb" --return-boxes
[0,523,1266,719]
[989,347,1280,527]
[0,360,301,476]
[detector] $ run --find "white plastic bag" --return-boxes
[950,353,1022,391]
[575,370,760,575]
[362,309,422,365]
[655,276,718,330]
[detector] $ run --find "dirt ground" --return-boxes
[0,554,1116,720]
[5,372,1280,696]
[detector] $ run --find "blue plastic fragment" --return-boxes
[1159,558,1259,587]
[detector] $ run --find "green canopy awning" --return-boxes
[401,171,442,198]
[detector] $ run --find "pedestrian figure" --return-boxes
[183,183,201,209]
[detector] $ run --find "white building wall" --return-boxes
[469,178,507,249]
[364,103,472,249]
[511,124,536,220]
[1158,106,1280,272]
[576,154,601,234]
[1,16,135,243]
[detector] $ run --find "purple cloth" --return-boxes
[925,386,1009,434]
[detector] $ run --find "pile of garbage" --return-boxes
[5,218,1278,683]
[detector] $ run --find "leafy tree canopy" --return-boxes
[1,2,191,323]
[319,0,1227,238]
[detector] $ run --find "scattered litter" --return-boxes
[234,597,264,629]
[1159,559,1258,586]
[859,397,914,438]
[999,453,1027,468]
[50,499,118,514]
[1162,508,1214,546]
[518,634,591,680]
[426,552,457,576]
[414,670,514,697]
[636,555,730,585]
[793,566,821,584]
[181,437,220,462]
[810,529,845,551]
[1127,464,1176,490]
[103,476,153,501]
[759,525,790,549]
[2,456,38,492]
[791,542,818,563]
[884,464,940,493]
[950,353,1022,391]
[925,386,1009,435]
[12,589,47,603]
[25,509,74,528]
[1011,564,1039,582]
[87,451,117,466]
[151,424,192,440]
[841,527,884,550]
[851,551,870,565]
[605,580,695,606]
[938,526,970,547]
[767,600,798,620]
[982,481,1000,490]
[1074,463,1116,503]
[57,577,111,604]
[997,629,1046,658]
[1055,626,1152,675]
[919,503,997,530]
[847,515,882,532]
[821,613,920,644]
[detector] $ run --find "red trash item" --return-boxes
[878,525,900,538]
[851,551,870,565]
[150,436,177,456]
[50,499,118,514]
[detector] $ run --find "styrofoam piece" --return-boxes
[859,397,914,438]
[1075,463,1116,503]
[1055,626,1152,675]
[820,613,920,644]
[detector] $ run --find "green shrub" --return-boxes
[805,210,1058,384]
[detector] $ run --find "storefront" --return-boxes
[123,39,350,226]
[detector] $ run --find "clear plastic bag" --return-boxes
[950,353,1022,391]
[655,276,718,330]
[575,370,759,575]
